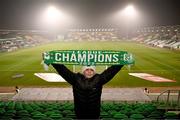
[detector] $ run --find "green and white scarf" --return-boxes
[42,50,134,70]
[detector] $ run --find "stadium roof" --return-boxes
[1,0,180,30]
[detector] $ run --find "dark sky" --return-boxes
[0,0,180,29]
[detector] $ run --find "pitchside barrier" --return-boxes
[42,50,135,66]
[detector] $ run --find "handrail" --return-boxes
[157,90,180,107]
[157,90,170,102]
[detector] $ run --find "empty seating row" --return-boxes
[0,101,179,119]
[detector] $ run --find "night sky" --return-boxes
[0,0,180,30]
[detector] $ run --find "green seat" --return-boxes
[15,102,24,111]
[44,111,56,116]
[51,110,61,113]
[32,113,47,119]
[164,112,178,119]
[108,110,118,117]
[34,107,44,112]
[17,110,29,114]
[18,117,33,120]
[102,103,117,111]
[30,103,41,110]
[45,107,55,111]
[0,114,14,120]
[16,113,31,118]
[49,113,63,119]
[6,110,16,114]
[62,103,74,111]
[0,110,16,120]
[50,105,59,110]
[40,117,54,120]
[130,114,145,119]
[66,113,76,118]
[0,118,13,120]
[0,102,170,120]
[113,113,128,119]
[31,111,42,115]
[100,112,110,118]
[147,110,164,119]
[0,108,6,115]
[3,113,15,117]
[62,110,73,116]
[7,101,15,110]
[141,104,157,117]
[101,104,110,111]
[120,108,133,116]
[101,118,114,120]
[0,102,5,108]
[61,118,73,120]
[23,104,34,112]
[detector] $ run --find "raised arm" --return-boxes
[99,65,123,85]
[51,64,76,85]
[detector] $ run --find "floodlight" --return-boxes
[43,6,62,24]
[40,5,73,30]
[122,5,137,18]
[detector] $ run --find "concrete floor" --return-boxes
[12,88,151,102]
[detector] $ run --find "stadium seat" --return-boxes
[101,118,114,120]
[0,118,13,120]
[44,111,59,116]
[15,110,30,119]
[31,111,42,116]
[39,117,54,120]
[147,110,165,119]
[66,113,76,119]
[1,113,15,119]
[23,104,34,112]
[130,114,145,119]
[164,112,178,119]
[113,113,128,119]
[0,108,5,115]
[0,101,179,119]
[7,101,15,110]
[32,113,47,119]
[108,110,119,117]
[6,110,16,115]
[61,118,73,120]
[15,102,23,111]
[120,108,133,116]
[100,111,110,118]
[18,118,33,120]
[49,113,63,119]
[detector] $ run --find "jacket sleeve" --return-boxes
[51,63,76,85]
[99,65,123,85]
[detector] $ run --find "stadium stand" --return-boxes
[132,25,180,50]
[66,28,119,41]
[0,28,121,52]
[0,101,179,119]
[0,30,54,52]
[1,25,180,52]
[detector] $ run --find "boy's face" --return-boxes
[83,68,95,78]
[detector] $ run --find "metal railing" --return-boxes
[157,90,180,108]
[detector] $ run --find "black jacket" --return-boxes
[52,64,123,119]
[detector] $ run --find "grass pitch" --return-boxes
[0,41,179,87]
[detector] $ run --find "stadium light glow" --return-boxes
[116,4,139,39]
[43,6,62,25]
[122,5,137,19]
[40,5,73,29]
[40,5,73,30]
